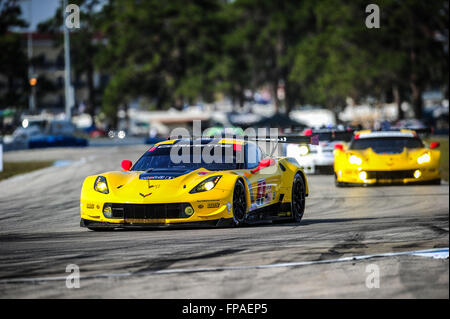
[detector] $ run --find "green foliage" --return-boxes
[38,0,103,118]
[0,161,53,181]
[96,0,227,116]
[0,0,29,109]
[15,0,449,123]
[289,0,448,116]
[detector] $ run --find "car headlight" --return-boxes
[348,155,362,165]
[94,176,109,194]
[190,176,221,194]
[414,170,422,179]
[417,153,431,164]
[298,145,309,156]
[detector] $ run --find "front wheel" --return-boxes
[334,173,345,187]
[232,179,247,226]
[291,173,306,223]
[428,179,441,185]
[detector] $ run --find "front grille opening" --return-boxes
[109,203,193,220]
[111,207,124,218]
[366,170,415,180]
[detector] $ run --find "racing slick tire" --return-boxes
[291,173,306,223]
[232,179,247,226]
[429,179,441,185]
[334,173,347,187]
[81,219,115,231]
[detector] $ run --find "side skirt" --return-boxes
[244,202,292,224]
[81,218,228,229]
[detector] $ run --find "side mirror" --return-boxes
[430,142,440,149]
[251,158,275,174]
[121,160,132,171]
[334,144,344,151]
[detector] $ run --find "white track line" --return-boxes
[0,248,447,284]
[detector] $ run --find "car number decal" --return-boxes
[256,179,266,206]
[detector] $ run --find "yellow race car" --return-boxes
[80,136,317,230]
[334,130,441,186]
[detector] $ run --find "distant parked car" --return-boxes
[7,125,44,150]
[29,135,88,148]
[9,120,88,149]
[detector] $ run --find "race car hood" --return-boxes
[347,147,435,170]
[93,168,229,203]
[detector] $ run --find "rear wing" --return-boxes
[241,134,319,158]
[245,135,319,145]
[189,134,320,145]
[303,128,355,142]
[325,130,355,142]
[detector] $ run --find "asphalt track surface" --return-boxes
[0,145,448,298]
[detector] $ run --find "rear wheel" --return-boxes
[232,179,247,226]
[291,173,306,223]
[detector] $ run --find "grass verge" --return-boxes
[0,161,54,181]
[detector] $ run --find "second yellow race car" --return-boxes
[80,136,318,230]
[333,130,441,186]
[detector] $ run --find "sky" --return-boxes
[19,0,60,31]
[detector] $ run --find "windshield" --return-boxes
[349,137,424,154]
[132,143,243,171]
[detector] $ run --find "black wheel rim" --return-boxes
[292,177,305,220]
[233,182,246,222]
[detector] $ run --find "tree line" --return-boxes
[1,0,448,125]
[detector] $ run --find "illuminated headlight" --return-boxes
[414,170,421,179]
[94,176,109,194]
[417,153,431,164]
[358,171,367,180]
[349,155,363,165]
[190,176,221,193]
[204,181,215,190]
[298,145,309,156]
